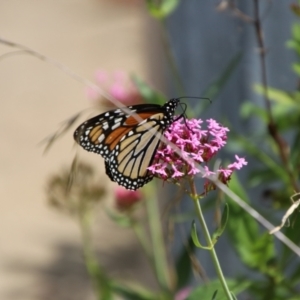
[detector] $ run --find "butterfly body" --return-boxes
[74,98,180,190]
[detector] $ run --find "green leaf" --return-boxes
[112,281,158,300]
[289,231,300,282]
[225,175,277,273]
[253,84,297,107]
[86,258,113,300]
[286,23,300,55]
[211,290,218,300]
[273,105,300,131]
[105,209,133,227]
[146,0,180,19]
[290,131,300,165]
[186,279,250,300]
[131,74,166,105]
[287,41,300,55]
[240,102,268,122]
[191,220,211,249]
[224,174,259,263]
[211,203,229,243]
[247,233,275,270]
[292,23,300,41]
[281,209,300,265]
[175,236,196,290]
[231,293,238,300]
[253,86,300,131]
[292,62,300,76]
[191,220,203,248]
[227,136,290,185]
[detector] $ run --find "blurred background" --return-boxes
[0,1,161,299]
[0,1,298,300]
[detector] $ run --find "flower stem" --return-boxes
[79,209,112,300]
[189,179,233,300]
[145,195,172,294]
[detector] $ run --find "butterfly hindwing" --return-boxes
[104,160,114,182]
[105,116,164,189]
[74,98,180,190]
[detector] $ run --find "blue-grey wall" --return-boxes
[167,1,296,123]
[164,0,297,290]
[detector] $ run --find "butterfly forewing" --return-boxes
[107,119,164,189]
[74,98,180,190]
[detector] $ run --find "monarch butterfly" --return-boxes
[74,98,183,190]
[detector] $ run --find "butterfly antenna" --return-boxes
[176,96,211,132]
[177,96,211,103]
[173,102,194,132]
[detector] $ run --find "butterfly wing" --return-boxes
[74,104,162,161]
[74,99,180,190]
[105,112,166,189]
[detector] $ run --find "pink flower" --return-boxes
[95,70,108,83]
[148,118,247,193]
[115,186,143,210]
[175,287,192,300]
[85,70,143,106]
[227,155,248,170]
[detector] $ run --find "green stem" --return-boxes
[159,19,186,96]
[80,209,112,300]
[131,221,154,266]
[145,196,172,294]
[189,179,233,300]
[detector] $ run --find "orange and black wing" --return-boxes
[74,99,180,190]
[74,104,162,160]
[105,112,166,189]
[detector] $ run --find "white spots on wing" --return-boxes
[111,122,121,130]
[98,134,105,143]
[114,117,123,123]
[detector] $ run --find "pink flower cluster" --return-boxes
[148,118,247,192]
[86,70,142,106]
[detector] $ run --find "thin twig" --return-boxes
[159,19,186,96]
[252,0,299,192]
[216,0,254,23]
[218,1,299,192]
